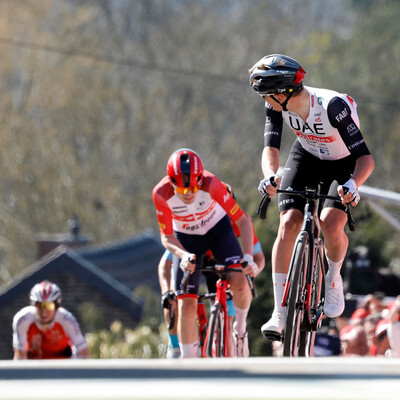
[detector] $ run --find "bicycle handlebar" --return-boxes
[181,262,256,298]
[257,188,356,231]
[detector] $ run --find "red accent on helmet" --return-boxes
[30,280,62,305]
[294,67,306,84]
[167,149,204,188]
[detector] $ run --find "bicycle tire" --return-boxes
[283,231,309,357]
[204,303,225,357]
[305,239,325,356]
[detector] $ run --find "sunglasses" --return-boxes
[174,185,200,195]
[35,302,56,311]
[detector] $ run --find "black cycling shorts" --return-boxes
[278,140,356,213]
[173,215,243,298]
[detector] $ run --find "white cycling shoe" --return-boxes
[234,331,249,357]
[324,275,345,318]
[261,311,286,341]
[166,346,181,359]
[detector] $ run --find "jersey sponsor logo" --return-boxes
[229,203,240,216]
[335,108,349,123]
[265,116,272,123]
[348,139,365,150]
[347,123,358,136]
[319,148,330,155]
[158,222,166,230]
[264,130,280,136]
[289,117,325,135]
[223,193,230,203]
[294,131,335,143]
[182,209,217,231]
[278,199,295,207]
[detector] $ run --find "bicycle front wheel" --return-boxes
[204,303,225,357]
[283,231,309,357]
[305,238,325,356]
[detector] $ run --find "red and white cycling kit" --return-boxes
[264,86,371,212]
[153,171,245,297]
[13,306,87,359]
[153,171,244,236]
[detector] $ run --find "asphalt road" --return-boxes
[0,357,399,400]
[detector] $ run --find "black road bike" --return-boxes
[258,186,355,357]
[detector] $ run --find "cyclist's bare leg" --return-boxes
[262,209,302,338]
[320,207,348,264]
[177,297,198,357]
[228,272,251,356]
[228,272,252,312]
[319,207,347,318]
[271,209,303,274]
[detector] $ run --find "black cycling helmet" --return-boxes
[249,54,306,96]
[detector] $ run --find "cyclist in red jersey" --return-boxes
[158,182,265,358]
[13,281,88,359]
[249,54,375,339]
[153,149,258,357]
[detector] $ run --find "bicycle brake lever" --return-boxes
[181,270,190,294]
[242,261,257,298]
[342,187,356,231]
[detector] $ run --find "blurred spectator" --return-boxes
[387,296,400,357]
[364,313,383,356]
[314,327,341,357]
[373,318,392,356]
[340,324,369,356]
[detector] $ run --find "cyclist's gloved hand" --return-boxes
[161,290,176,309]
[243,253,260,277]
[258,170,279,195]
[342,178,360,205]
[179,253,196,273]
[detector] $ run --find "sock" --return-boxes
[272,273,287,315]
[180,341,198,358]
[168,333,180,349]
[325,257,343,282]
[233,306,250,337]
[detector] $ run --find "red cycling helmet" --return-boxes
[167,148,204,191]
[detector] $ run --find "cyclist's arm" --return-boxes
[158,251,173,294]
[13,349,27,360]
[77,348,89,358]
[349,154,375,188]
[235,213,254,259]
[57,309,88,357]
[261,146,280,178]
[160,233,191,261]
[254,246,265,274]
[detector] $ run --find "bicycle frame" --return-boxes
[202,266,231,357]
[258,186,355,356]
[281,189,323,329]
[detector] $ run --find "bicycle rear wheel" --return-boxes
[305,239,325,356]
[283,231,309,357]
[204,302,225,357]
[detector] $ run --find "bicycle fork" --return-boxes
[215,280,230,357]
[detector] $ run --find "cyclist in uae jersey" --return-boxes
[13,281,88,359]
[158,182,265,358]
[153,148,258,357]
[249,54,375,339]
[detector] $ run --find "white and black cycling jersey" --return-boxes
[264,86,371,161]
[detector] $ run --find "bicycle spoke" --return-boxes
[283,232,309,357]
